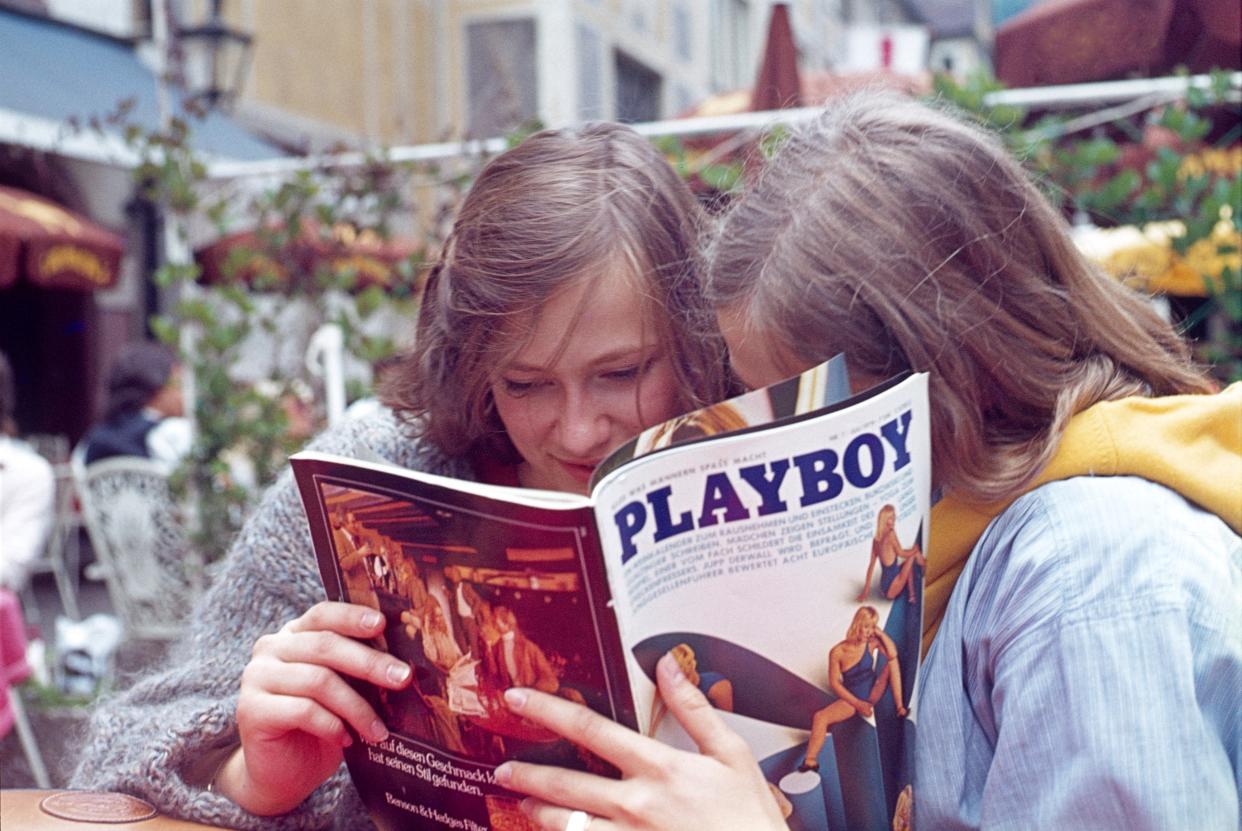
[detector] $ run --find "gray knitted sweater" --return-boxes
[70,410,476,830]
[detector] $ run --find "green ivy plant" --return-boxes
[119,109,463,562]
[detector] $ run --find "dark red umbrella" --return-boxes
[995,0,1239,88]
[0,185,124,291]
[195,220,423,293]
[751,3,802,112]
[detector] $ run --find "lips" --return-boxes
[557,458,601,483]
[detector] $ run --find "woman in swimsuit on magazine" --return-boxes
[70,124,733,828]
[798,605,907,774]
[856,503,924,603]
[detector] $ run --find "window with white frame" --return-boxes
[577,22,604,120]
[672,1,693,63]
[465,17,537,138]
[710,0,750,92]
[614,49,662,123]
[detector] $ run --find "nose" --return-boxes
[557,387,610,458]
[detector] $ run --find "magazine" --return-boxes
[291,362,930,831]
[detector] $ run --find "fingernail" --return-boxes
[362,611,383,629]
[341,733,353,748]
[387,662,411,684]
[370,719,389,742]
[504,687,528,711]
[493,763,512,785]
[519,798,536,816]
[660,653,686,684]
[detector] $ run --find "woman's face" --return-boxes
[491,270,682,495]
[717,304,882,395]
[716,305,804,391]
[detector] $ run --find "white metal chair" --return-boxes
[71,453,204,640]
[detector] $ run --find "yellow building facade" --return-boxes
[222,0,873,149]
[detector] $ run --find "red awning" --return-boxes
[195,221,423,293]
[0,185,124,291]
[995,0,1241,88]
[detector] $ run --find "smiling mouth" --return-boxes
[557,459,600,482]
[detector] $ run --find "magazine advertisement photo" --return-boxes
[294,467,634,831]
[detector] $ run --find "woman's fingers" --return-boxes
[494,762,624,820]
[253,605,411,692]
[246,659,393,743]
[518,799,615,831]
[502,688,666,775]
[281,600,387,639]
[654,654,751,765]
[238,691,354,748]
[239,601,410,744]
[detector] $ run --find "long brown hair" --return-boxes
[706,93,1212,502]
[384,123,731,461]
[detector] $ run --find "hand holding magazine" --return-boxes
[292,361,930,831]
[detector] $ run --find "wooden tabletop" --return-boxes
[0,790,227,829]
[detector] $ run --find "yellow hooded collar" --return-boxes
[923,382,1242,654]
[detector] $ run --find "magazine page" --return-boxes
[591,373,930,831]
[589,354,850,488]
[291,455,635,831]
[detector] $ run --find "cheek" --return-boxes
[632,364,684,427]
[492,391,547,450]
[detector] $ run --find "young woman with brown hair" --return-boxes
[496,95,1240,831]
[71,123,733,828]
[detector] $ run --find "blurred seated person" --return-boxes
[0,351,55,591]
[83,342,189,468]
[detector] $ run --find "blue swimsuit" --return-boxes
[840,647,876,701]
[879,559,902,594]
[698,670,727,697]
[874,537,902,594]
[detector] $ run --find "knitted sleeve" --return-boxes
[69,411,472,830]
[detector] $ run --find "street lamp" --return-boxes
[177,0,253,111]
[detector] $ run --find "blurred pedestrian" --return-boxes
[0,350,55,592]
[82,341,190,468]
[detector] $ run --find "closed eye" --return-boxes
[500,378,547,396]
[602,356,658,382]
[602,365,640,381]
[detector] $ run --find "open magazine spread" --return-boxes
[291,365,930,831]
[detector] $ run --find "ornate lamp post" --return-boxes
[176,0,253,111]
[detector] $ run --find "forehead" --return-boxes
[499,266,663,371]
[717,304,806,388]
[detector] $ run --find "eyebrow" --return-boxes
[502,344,659,374]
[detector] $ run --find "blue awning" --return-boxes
[0,10,283,162]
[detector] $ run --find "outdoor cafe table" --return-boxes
[0,790,226,829]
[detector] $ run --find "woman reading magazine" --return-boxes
[70,123,733,828]
[494,94,1241,830]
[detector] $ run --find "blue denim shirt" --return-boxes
[917,476,1241,830]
